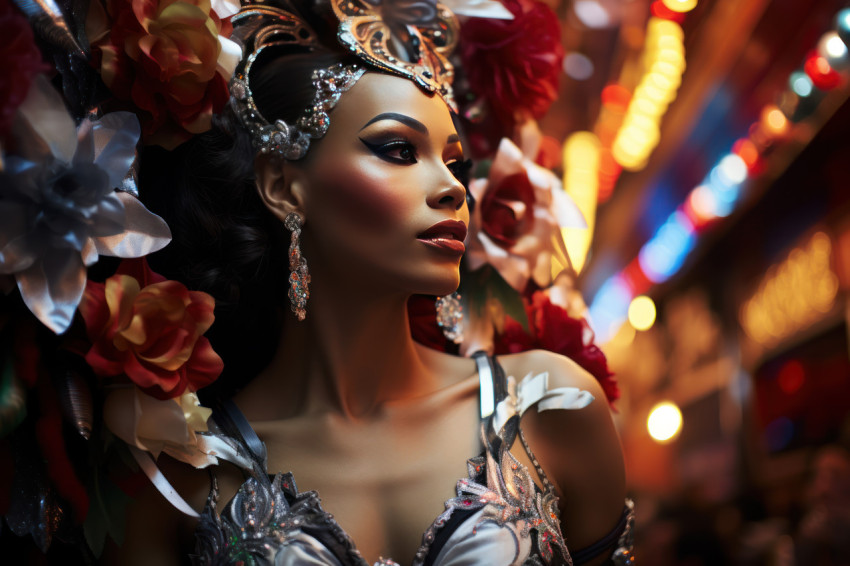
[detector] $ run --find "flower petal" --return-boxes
[94,192,171,259]
[90,113,142,189]
[16,248,86,333]
[13,75,77,163]
[216,35,241,80]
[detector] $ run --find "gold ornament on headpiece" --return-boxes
[332,0,459,111]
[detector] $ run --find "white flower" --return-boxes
[0,76,171,333]
[466,138,586,292]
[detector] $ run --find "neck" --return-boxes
[247,272,442,421]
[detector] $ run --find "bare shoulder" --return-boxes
[498,349,626,558]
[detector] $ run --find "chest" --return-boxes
[250,396,481,563]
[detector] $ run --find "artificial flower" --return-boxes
[0,0,49,137]
[459,0,563,132]
[79,258,223,400]
[494,291,620,404]
[466,138,586,293]
[87,0,241,149]
[103,386,219,467]
[0,77,171,334]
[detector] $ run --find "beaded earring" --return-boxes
[285,212,310,321]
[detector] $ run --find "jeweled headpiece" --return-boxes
[228,0,459,159]
[332,0,459,111]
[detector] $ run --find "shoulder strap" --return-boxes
[472,351,516,452]
[472,351,507,420]
[211,399,268,466]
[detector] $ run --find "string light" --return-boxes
[612,17,686,171]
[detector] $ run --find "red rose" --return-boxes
[88,0,229,148]
[479,171,536,248]
[79,259,223,399]
[0,0,49,136]
[459,0,563,130]
[494,291,620,404]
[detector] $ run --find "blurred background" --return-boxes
[539,0,850,563]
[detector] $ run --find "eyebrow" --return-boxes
[360,112,428,134]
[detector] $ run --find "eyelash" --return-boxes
[360,138,468,181]
[361,139,419,164]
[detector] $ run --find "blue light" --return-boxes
[637,211,696,283]
[588,275,632,343]
[790,71,814,97]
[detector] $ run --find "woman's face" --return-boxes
[294,72,469,298]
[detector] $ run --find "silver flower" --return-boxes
[0,76,171,333]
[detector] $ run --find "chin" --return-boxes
[422,271,461,297]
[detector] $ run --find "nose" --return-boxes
[427,165,467,211]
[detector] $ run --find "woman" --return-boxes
[1,0,628,564]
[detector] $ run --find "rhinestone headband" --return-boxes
[230,62,366,160]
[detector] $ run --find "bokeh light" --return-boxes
[661,0,698,14]
[648,401,683,442]
[628,295,657,331]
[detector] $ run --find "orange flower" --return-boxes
[79,259,222,399]
[88,0,232,148]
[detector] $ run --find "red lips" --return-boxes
[417,220,467,255]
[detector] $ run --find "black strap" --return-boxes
[211,399,267,465]
[570,504,631,565]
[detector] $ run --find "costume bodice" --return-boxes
[189,354,634,565]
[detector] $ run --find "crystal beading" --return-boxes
[285,213,310,320]
[230,63,366,160]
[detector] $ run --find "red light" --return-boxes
[804,52,841,90]
[732,138,759,168]
[650,1,686,22]
[778,360,805,395]
[622,258,652,296]
[601,84,632,111]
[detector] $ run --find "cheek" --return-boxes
[314,157,416,232]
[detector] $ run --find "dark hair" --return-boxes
[141,46,358,399]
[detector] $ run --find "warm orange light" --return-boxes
[732,138,760,169]
[661,0,698,13]
[761,105,789,137]
[601,84,632,110]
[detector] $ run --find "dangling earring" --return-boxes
[436,292,464,344]
[284,212,310,321]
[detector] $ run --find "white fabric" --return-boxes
[492,372,594,433]
[128,445,200,518]
[432,509,532,565]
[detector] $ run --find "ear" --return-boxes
[254,154,310,223]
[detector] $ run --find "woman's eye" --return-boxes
[360,139,418,164]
